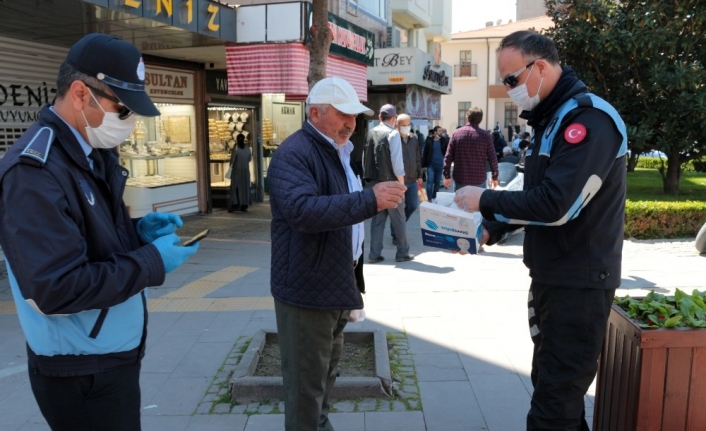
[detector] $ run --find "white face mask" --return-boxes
[507,65,543,112]
[400,125,412,135]
[82,90,136,149]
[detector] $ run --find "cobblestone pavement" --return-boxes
[0,199,704,431]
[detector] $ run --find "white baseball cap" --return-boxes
[306,77,374,116]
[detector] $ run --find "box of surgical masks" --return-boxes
[419,193,483,253]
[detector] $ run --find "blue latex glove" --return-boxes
[152,233,199,273]
[137,212,183,243]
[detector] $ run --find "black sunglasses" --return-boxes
[502,60,537,88]
[85,84,133,120]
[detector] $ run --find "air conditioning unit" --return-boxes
[386,26,401,48]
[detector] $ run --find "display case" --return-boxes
[120,104,198,216]
[261,95,304,191]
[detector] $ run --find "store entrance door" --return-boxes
[207,105,260,210]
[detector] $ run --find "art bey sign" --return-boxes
[367,47,451,94]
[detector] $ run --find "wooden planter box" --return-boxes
[594,304,706,431]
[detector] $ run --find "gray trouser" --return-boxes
[367,179,409,259]
[275,299,350,431]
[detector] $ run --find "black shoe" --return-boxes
[227,207,236,213]
[391,237,397,245]
[395,254,415,262]
[368,256,384,264]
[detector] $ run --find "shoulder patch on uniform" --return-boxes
[564,123,587,144]
[20,127,54,165]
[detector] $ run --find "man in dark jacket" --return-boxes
[267,77,405,431]
[454,31,627,431]
[422,126,448,202]
[364,104,414,263]
[0,34,199,431]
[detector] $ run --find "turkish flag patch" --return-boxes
[564,123,587,144]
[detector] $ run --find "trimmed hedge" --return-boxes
[635,157,705,172]
[625,200,706,239]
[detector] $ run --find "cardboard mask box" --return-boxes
[419,198,482,254]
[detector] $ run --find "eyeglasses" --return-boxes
[85,84,133,120]
[502,60,537,88]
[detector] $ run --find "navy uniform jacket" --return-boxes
[0,105,165,376]
[480,69,627,289]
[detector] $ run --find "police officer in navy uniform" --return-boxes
[454,31,627,431]
[0,34,200,431]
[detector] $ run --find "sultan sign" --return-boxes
[368,47,452,94]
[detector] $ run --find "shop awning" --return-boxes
[225,42,368,102]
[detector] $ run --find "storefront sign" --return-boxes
[325,13,375,66]
[368,47,452,94]
[205,70,228,95]
[85,0,236,42]
[0,81,55,124]
[145,66,194,102]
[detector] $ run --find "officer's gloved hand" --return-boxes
[152,233,199,273]
[137,212,183,243]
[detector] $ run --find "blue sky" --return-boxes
[452,0,517,33]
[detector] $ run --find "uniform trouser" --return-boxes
[275,299,351,431]
[527,282,615,431]
[29,361,141,431]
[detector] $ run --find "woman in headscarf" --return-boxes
[228,133,252,212]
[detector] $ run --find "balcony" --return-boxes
[391,0,432,29]
[454,64,477,78]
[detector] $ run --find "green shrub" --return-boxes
[625,200,706,239]
[634,157,700,172]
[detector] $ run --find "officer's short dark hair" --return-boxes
[498,31,560,65]
[467,107,483,124]
[56,61,111,99]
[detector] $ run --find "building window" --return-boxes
[454,50,477,77]
[458,102,472,127]
[354,0,386,20]
[505,102,518,128]
[397,25,409,47]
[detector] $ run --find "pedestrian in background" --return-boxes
[390,113,422,245]
[267,76,405,431]
[0,33,199,431]
[422,126,448,202]
[228,133,251,213]
[364,104,414,263]
[443,107,498,190]
[454,30,627,431]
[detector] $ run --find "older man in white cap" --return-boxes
[267,76,406,431]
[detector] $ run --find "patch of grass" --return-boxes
[206,336,252,413]
[627,169,706,202]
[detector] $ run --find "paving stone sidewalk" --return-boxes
[0,202,704,431]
